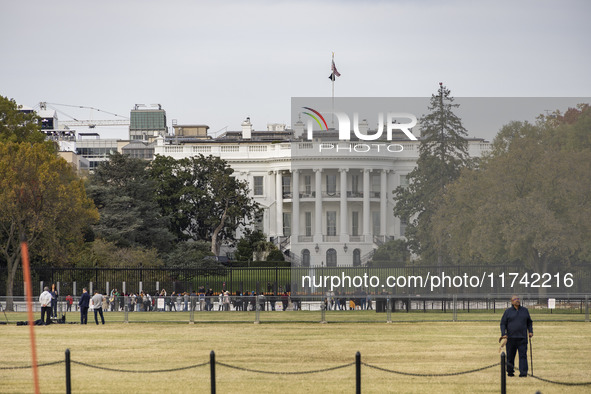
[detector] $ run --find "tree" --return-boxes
[393,83,471,264]
[73,239,164,268]
[234,229,278,262]
[0,142,98,310]
[86,152,175,254]
[150,154,260,255]
[0,96,45,144]
[164,241,217,270]
[370,239,410,266]
[431,105,591,292]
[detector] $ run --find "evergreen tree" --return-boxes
[393,83,471,264]
[86,152,175,254]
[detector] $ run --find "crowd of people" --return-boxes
[323,289,374,310]
[39,284,382,318]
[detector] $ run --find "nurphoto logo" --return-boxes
[301,106,418,153]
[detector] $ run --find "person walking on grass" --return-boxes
[500,294,533,377]
[92,290,105,325]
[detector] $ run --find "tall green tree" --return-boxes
[432,105,591,285]
[86,152,175,254]
[0,143,98,310]
[150,154,260,255]
[393,83,471,264]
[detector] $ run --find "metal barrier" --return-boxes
[1,294,590,324]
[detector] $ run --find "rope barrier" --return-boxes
[70,360,209,373]
[361,361,500,377]
[530,375,591,386]
[0,360,64,370]
[2,357,591,387]
[216,361,355,375]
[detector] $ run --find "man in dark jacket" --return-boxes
[500,295,533,377]
[78,287,91,325]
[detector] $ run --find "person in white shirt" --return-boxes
[39,287,52,325]
[92,291,105,325]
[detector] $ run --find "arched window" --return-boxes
[353,249,361,267]
[326,249,337,267]
[302,249,310,267]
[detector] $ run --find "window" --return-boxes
[253,176,264,196]
[254,210,264,233]
[283,213,291,237]
[400,217,408,237]
[351,175,359,194]
[326,249,337,267]
[282,176,291,197]
[326,211,337,236]
[302,249,310,267]
[326,174,337,195]
[372,175,380,197]
[305,212,312,236]
[304,175,312,195]
[351,211,359,236]
[400,174,409,189]
[353,249,361,267]
[372,211,380,236]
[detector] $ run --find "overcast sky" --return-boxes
[1,0,590,141]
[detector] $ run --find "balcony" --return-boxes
[348,235,365,243]
[322,235,340,242]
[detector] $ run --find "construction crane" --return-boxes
[39,102,130,128]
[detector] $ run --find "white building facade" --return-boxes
[154,121,492,268]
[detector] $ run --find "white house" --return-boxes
[154,118,492,267]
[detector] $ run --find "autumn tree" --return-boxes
[393,83,471,264]
[432,105,591,292]
[0,143,98,310]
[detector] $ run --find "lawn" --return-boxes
[1,313,590,393]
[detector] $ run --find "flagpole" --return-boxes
[331,52,335,128]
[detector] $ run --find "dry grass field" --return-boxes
[1,312,590,393]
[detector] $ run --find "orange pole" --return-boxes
[21,242,40,394]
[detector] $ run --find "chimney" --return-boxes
[358,119,369,135]
[293,119,305,139]
[242,117,252,139]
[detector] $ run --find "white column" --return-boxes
[292,170,300,239]
[269,171,277,237]
[314,168,323,243]
[380,169,387,236]
[276,171,283,236]
[363,168,371,239]
[339,168,348,242]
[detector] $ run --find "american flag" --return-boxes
[329,59,341,80]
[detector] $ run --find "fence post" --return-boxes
[500,351,506,394]
[355,351,361,394]
[210,351,216,394]
[586,295,589,323]
[124,296,129,324]
[65,349,71,394]
[386,297,392,323]
[453,295,457,322]
[254,295,261,324]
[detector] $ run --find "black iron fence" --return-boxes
[2,265,590,298]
